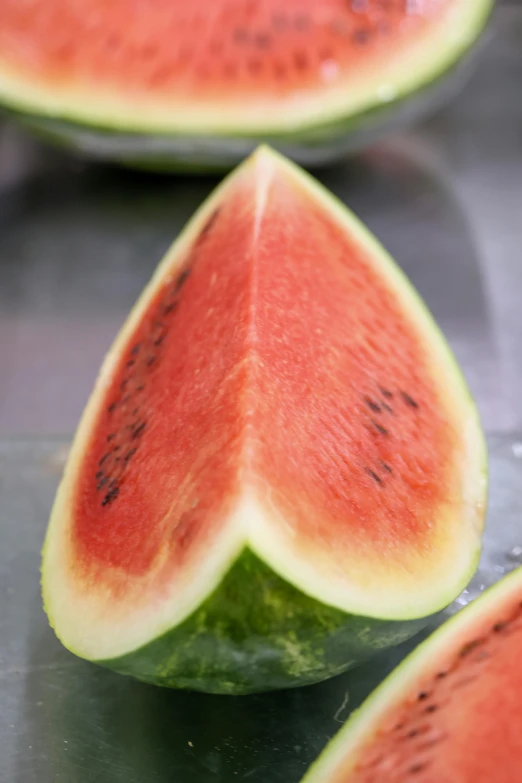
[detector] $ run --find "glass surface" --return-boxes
[1,7,522,782]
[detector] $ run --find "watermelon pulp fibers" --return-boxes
[42,147,486,694]
[0,0,492,168]
[302,567,522,783]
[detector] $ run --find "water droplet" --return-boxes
[321,59,340,82]
[512,442,522,459]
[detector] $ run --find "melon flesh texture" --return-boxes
[302,567,522,783]
[0,0,491,136]
[42,147,486,693]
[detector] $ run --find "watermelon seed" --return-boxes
[126,359,135,368]
[107,433,116,442]
[131,343,141,355]
[125,448,137,462]
[380,461,392,473]
[132,422,146,439]
[176,268,192,291]
[379,386,393,398]
[97,479,107,490]
[95,471,103,480]
[233,28,248,43]
[459,639,483,657]
[272,13,287,30]
[365,397,381,413]
[164,302,177,315]
[435,671,447,680]
[154,333,167,347]
[99,453,110,466]
[493,621,508,632]
[408,763,427,775]
[417,691,429,701]
[146,356,157,367]
[353,29,370,44]
[425,704,438,714]
[122,395,130,404]
[365,468,382,484]
[294,15,310,31]
[137,385,145,392]
[255,33,271,49]
[108,402,117,413]
[132,408,139,416]
[102,486,119,506]
[371,420,389,436]
[382,402,393,413]
[402,391,419,409]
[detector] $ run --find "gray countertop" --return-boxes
[1,6,522,782]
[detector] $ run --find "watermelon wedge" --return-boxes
[0,0,492,169]
[302,567,522,783]
[42,147,486,694]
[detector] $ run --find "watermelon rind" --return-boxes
[300,566,522,782]
[1,0,493,170]
[42,147,487,694]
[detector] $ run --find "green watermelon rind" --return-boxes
[300,566,522,782]
[1,0,493,171]
[41,147,486,695]
[101,549,431,695]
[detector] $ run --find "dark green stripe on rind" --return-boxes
[100,549,431,695]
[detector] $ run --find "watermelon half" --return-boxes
[302,566,522,783]
[0,0,492,170]
[42,147,486,694]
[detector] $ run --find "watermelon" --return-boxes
[0,0,492,170]
[302,566,522,783]
[42,147,486,695]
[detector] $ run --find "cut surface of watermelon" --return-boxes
[42,147,486,693]
[0,0,492,167]
[302,566,522,783]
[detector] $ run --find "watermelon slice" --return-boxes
[42,147,486,694]
[302,566,522,783]
[0,0,492,169]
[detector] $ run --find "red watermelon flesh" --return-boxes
[303,568,522,783]
[79,155,456,597]
[42,148,485,683]
[0,0,491,136]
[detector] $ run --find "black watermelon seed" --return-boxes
[164,302,177,315]
[382,402,393,413]
[200,208,220,238]
[108,402,117,413]
[132,408,139,416]
[95,471,104,479]
[365,467,383,484]
[379,386,393,399]
[126,359,135,368]
[380,461,392,473]
[97,477,108,490]
[125,448,137,462]
[154,333,167,347]
[107,433,116,442]
[493,622,508,633]
[425,704,438,713]
[417,691,429,701]
[371,420,389,436]
[175,267,191,291]
[365,397,381,413]
[102,486,119,506]
[408,764,427,775]
[460,639,483,657]
[136,385,145,392]
[146,356,157,367]
[436,671,447,680]
[233,27,248,43]
[132,422,146,439]
[402,391,419,409]
[131,343,141,355]
[99,453,110,466]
